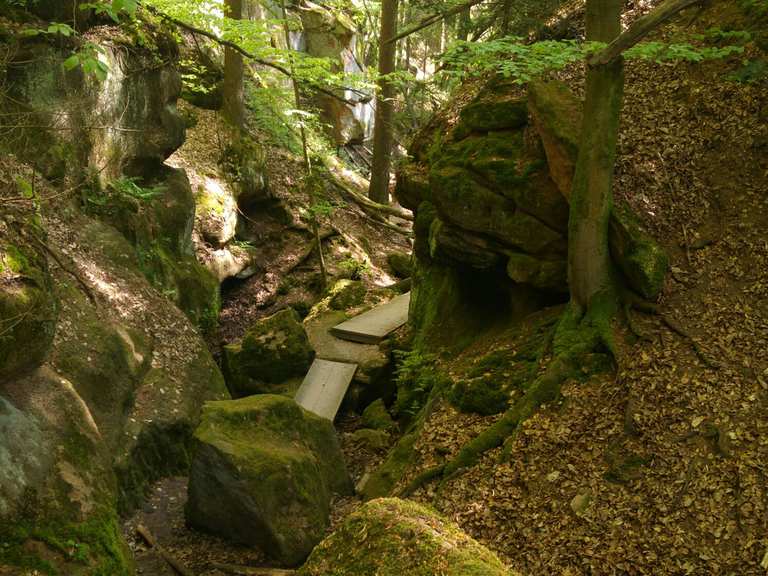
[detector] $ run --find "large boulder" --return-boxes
[186,395,352,566]
[298,498,511,576]
[396,79,570,297]
[223,308,315,397]
[0,232,58,380]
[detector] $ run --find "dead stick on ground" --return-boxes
[136,524,195,576]
[211,563,295,576]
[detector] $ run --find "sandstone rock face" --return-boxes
[397,78,668,346]
[186,395,352,566]
[0,19,228,573]
[397,78,570,296]
[529,80,669,299]
[223,308,315,397]
[299,2,371,145]
[298,498,511,576]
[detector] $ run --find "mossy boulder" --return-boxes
[328,279,367,311]
[361,399,396,432]
[455,87,529,137]
[298,498,510,576]
[186,395,352,566]
[0,241,58,380]
[386,252,413,279]
[223,308,314,397]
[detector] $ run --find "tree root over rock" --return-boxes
[400,297,617,496]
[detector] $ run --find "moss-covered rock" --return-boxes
[0,240,58,380]
[361,399,396,432]
[349,428,392,451]
[299,498,510,576]
[328,279,367,311]
[455,89,529,137]
[186,395,352,566]
[506,251,567,292]
[386,252,413,279]
[360,433,417,500]
[223,308,314,397]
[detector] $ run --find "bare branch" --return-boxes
[384,0,486,45]
[143,4,360,106]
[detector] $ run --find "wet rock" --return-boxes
[186,395,352,566]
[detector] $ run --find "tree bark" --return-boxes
[223,0,245,129]
[567,0,624,309]
[368,0,399,203]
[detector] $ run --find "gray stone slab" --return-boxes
[295,359,358,421]
[330,292,411,344]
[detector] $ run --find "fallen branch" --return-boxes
[324,156,413,221]
[384,0,486,45]
[136,524,195,576]
[144,5,358,106]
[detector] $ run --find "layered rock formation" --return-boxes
[396,78,668,346]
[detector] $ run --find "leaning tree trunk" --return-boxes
[368,0,399,204]
[567,0,624,311]
[223,0,245,129]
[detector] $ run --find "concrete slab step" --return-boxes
[330,292,411,344]
[294,359,358,421]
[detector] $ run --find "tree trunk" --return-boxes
[223,0,245,129]
[567,0,624,310]
[368,0,399,204]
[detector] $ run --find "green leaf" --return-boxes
[63,55,81,71]
[15,177,34,199]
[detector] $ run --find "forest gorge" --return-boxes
[0,0,767,574]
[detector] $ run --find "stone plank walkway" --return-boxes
[330,292,411,344]
[295,292,411,420]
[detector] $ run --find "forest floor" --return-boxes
[393,12,768,574]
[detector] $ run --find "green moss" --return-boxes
[506,252,567,292]
[349,428,391,451]
[0,510,132,576]
[328,280,367,311]
[361,399,396,432]
[298,498,508,576]
[0,242,58,379]
[455,94,529,138]
[222,308,314,397]
[360,433,417,500]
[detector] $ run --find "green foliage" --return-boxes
[63,42,110,81]
[392,350,450,418]
[81,0,138,23]
[624,41,744,63]
[441,35,747,84]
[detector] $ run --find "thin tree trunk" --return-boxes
[567,0,624,309]
[223,0,245,129]
[368,0,399,203]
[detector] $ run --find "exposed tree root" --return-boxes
[627,295,719,369]
[400,297,617,496]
